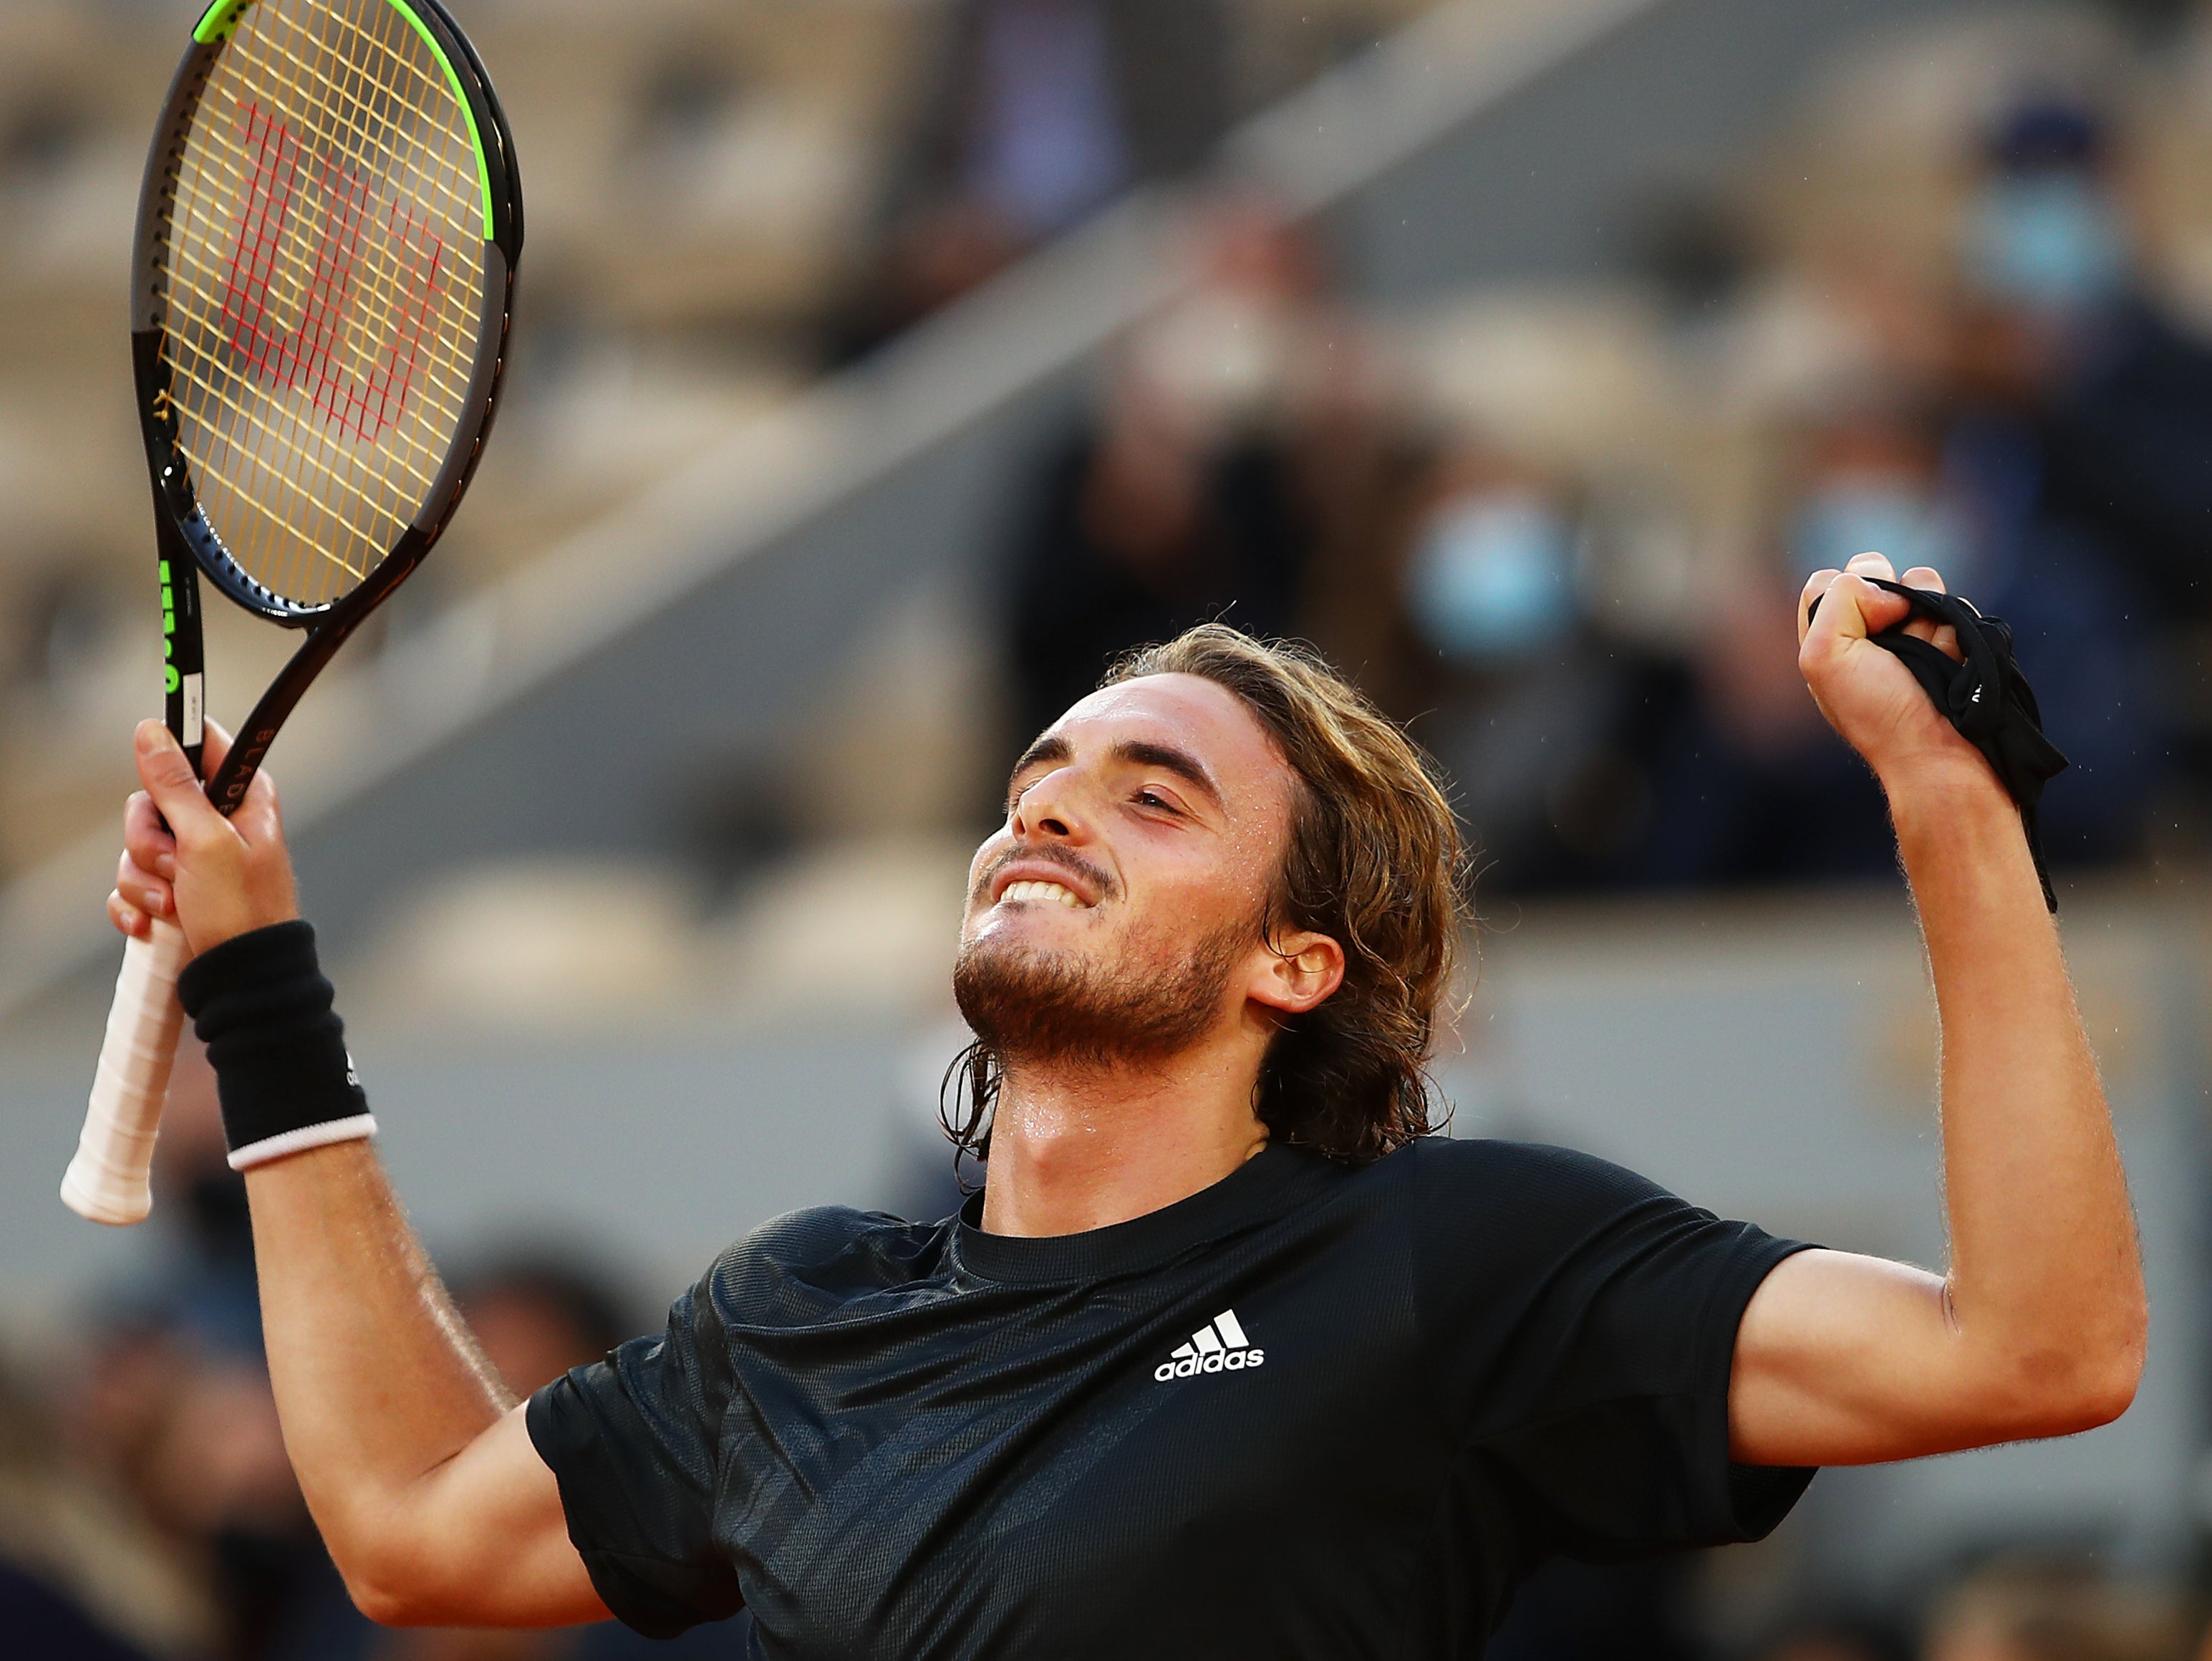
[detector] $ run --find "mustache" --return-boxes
[971,844,1117,906]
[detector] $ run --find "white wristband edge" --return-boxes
[227,1114,379,1171]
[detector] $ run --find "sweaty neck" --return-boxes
[977,1035,1270,1238]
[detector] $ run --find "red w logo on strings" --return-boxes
[218,102,445,445]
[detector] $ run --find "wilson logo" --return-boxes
[218,100,446,443]
[1154,1309,1264,1382]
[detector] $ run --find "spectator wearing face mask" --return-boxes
[1938,94,2186,857]
[1948,95,2212,615]
[1645,385,2160,889]
[1397,446,1689,892]
[1618,402,1909,891]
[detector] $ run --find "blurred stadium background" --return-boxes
[4,0,2212,1654]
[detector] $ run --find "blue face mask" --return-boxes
[1966,171,2129,312]
[1405,492,1579,665]
[1790,480,1970,590]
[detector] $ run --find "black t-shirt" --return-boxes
[527,1137,1815,1660]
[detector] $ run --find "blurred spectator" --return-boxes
[452,1256,634,1402]
[1922,1558,2187,1661]
[1437,80,2191,894]
[1944,90,2211,823]
[1391,440,1687,892]
[842,0,1236,355]
[1631,362,2160,888]
[0,1349,213,1660]
[1003,207,1338,745]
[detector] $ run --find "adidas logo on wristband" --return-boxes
[1154,1309,1264,1382]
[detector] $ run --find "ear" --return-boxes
[1245,929,1345,1017]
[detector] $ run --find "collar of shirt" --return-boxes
[951,1142,1340,1285]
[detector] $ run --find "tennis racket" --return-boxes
[63,0,522,1224]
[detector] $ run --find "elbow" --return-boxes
[1993,1315,2147,1441]
[342,1580,414,1630]
[333,1550,422,1628]
[340,1568,461,1630]
[2075,1321,2148,1430]
[327,1533,451,1628]
[2071,1293,2150,1431]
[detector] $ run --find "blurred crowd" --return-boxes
[14,0,2212,1655]
[996,5,2212,897]
[0,1039,750,1660]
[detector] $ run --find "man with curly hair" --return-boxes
[105,553,2144,1657]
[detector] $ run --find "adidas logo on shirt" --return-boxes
[1154,1309,1265,1382]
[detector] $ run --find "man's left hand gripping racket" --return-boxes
[63,0,521,1223]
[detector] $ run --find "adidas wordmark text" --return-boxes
[1154,1310,1265,1382]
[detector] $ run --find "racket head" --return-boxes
[132,0,522,629]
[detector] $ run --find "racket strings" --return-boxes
[158,0,488,609]
[206,0,473,602]
[218,2,472,467]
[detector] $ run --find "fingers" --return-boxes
[1800,569,1841,642]
[1843,553,1911,635]
[134,719,226,845]
[108,889,150,940]
[1800,556,1965,666]
[1893,566,1964,660]
[115,850,173,920]
[1799,552,1911,637]
[1802,569,1878,655]
[124,791,177,880]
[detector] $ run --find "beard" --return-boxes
[953,912,1254,1069]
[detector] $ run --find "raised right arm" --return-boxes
[111,718,607,1628]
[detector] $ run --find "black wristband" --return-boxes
[175,920,376,1168]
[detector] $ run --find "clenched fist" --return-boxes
[1798,552,2001,803]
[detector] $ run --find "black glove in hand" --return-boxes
[1810,577,2069,911]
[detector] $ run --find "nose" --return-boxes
[1010,765,1086,844]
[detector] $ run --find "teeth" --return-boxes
[1002,880,1084,908]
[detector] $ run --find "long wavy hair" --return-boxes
[943,625,1468,1172]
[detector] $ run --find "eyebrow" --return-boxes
[1008,735,1071,792]
[1112,740,1224,811]
[1006,734,1224,813]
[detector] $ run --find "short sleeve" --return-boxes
[1413,1138,1815,1559]
[526,1268,745,1637]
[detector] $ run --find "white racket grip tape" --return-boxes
[63,917,191,1225]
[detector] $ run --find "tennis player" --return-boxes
[105,552,2143,1655]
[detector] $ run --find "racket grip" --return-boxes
[63,918,191,1225]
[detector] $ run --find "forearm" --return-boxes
[246,1141,512,1586]
[1888,761,2145,1420]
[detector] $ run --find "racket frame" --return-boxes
[132,0,524,811]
